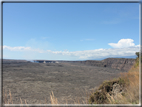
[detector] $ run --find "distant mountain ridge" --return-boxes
[2,59,30,64]
[3,57,136,71]
[91,55,137,60]
[67,58,136,71]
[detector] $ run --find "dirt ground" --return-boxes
[3,62,126,104]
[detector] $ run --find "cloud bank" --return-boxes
[3,39,139,60]
[46,47,139,59]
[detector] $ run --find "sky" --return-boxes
[3,2,140,60]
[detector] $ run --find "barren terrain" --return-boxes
[3,61,127,104]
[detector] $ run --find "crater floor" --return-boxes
[3,62,126,104]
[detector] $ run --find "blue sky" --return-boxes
[3,3,140,60]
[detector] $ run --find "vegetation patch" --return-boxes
[89,52,140,104]
[89,77,126,104]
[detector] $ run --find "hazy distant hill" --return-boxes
[91,55,137,60]
[2,59,30,64]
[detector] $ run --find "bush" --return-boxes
[88,78,126,104]
[135,52,140,58]
[135,52,142,63]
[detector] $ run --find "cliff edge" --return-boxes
[102,58,135,71]
[73,58,136,71]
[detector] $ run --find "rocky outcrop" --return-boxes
[89,78,126,104]
[111,83,124,98]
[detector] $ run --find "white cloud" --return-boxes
[3,38,140,60]
[108,39,136,48]
[48,47,139,59]
[3,45,45,53]
[3,45,139,60]
[3,45,31,51]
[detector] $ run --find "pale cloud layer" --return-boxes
[3,39,140,60]
[3,45,31,51]
[3,45,44,53]
[46,47,139,59]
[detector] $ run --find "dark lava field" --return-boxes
[3,61,127,104]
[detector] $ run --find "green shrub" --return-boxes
[135,52,142,63]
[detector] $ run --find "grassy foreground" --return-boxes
[3,57,140,105]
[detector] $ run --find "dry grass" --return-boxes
[3,89,88,104]
[115,68,139,104]
[50,91,58,104]
[106,58,140,104]
[49,88,92,104]
[3,89,13,104]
